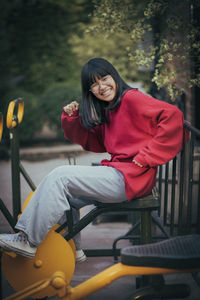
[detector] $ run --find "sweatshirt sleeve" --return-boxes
[61,109,106,153]
[130,91,185,168]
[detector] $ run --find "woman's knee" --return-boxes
[44,166,69,184]
[45,165,80,183]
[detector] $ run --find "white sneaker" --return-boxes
[0,233,37,258]
[76,249,86,262]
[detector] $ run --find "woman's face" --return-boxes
[90,75,117,102]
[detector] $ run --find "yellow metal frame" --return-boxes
[6,99,24,129]
[4,271,67,300]
[0,112,3,142]
[2,229,76,299]
[4,263,200,300]
[2,193,77,299]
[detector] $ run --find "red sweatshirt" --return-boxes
[61,89,185,201]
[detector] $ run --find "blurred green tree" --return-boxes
[0,0,93,142]
[90,0,200,101]
[70,2,153,90]
[39,82,81,141]
[70,21,152,89]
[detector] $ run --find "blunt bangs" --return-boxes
[81,58,118,92]
[85,67,108,88]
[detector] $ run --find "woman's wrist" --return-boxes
[132,159,144,168]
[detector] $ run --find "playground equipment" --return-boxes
[3,234,200,300]
[0,99,76,298]
[0,112,3,142]
[0,98,36,230]
[0,99,200,299]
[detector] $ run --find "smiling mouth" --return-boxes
[101,88,112,97]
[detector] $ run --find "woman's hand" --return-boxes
[63,101,79,116]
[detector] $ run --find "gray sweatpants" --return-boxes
[16,165,127,249]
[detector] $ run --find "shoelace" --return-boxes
[11,233,28,243]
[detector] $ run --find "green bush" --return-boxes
[39,81,81,139]
[1,82,81,143]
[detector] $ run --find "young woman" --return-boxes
[0,58,185,260]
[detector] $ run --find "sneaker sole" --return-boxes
[0,244,35,258]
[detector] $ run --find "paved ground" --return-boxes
[0,144,200,299]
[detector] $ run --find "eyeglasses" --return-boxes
[89,75,113,94]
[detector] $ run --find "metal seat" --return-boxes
[96,188,159,210]
[121,234,200,269]
[120,235,200,299]
[56,187,160,257]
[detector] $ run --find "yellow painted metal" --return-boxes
[58,263,200,300]
[2,191,76,298]
[22,191,34,212]
[6,99,24,129]
[17,191,34,220]
[51,271,66,294]
[51,224,76,259]
[5,262,200,300]
[2,228,75,299]
[5,277,51,300]
[0,112,3,142]
[4,271,67,300]
[3,251,17,258]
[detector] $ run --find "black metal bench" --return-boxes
[56,187,160,258]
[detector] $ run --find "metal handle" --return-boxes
[6,98,24,129]
[0,112,3,141]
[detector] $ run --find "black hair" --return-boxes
[81,57,132,129]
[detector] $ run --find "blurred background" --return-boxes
[0,2,200,298]
[0,0,199,149]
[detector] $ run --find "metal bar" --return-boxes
[163,163,169,226]
[197,157,200,233]
[140,211,152,244]
[63,206,115,240]
[170,157,177,236]
[84,249,121,257]
[10,126,21,223]
[4,277,51,300]
[158,165,163,202]
[184,120,200,137]
[19,162,36,191]
[178,145,186,234]
[0,252,2,300]
[184,121,200,227]
[0,198,16,231]
[182,135,191,232]
[151,212,169,238]
[123,220,140,236]
[66,209,74,233]
[186,131,195,233]
[156,179,178,184]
